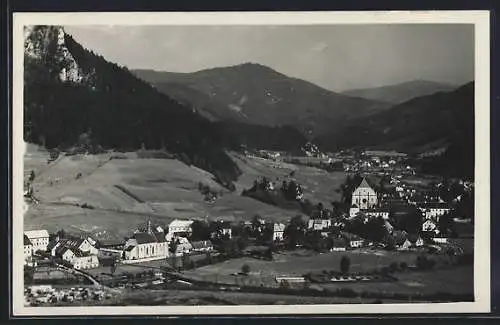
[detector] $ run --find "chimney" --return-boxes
[147,220,152,234]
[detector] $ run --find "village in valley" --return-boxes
[20,24,476,307]
[23,144,475,306]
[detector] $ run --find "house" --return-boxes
[211,220,232,239]
[221,223,232,239]
[351,178,378,210]
[398,239,412,250]
[60,247,99,270]
[422,219,438,234]
[172,237,193,257]
[272,223,286,241]
[383,220,394,234]
[191,240,214,253]
[341,233,364,248]
[329,237,347,252]
[308,218,331,231]
[349,205,360,218]
[24,229,50,252]
[408,234,424,247]
[50,236,99,257]
[364,209,389,220]
[122,221,168,261]
[168,219,194,237]
[419,202,451,219]
[24,235,34,265]
[433,237,448,244]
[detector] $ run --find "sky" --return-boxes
[65,24,474,92]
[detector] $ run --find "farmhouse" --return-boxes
[273,223,286,241]
[24,235,34,265]
[60,247,99,270]
[24,229,50,252]
[351,178,378,210]
[172,237,193,257]
[50,236,99,257]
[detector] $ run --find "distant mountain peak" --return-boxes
[133,64,388,138]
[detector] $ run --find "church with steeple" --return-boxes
[351,177,378,210]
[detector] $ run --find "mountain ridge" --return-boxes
[341,79,458,105]
[315,81,474,178]
[132,64,390,138]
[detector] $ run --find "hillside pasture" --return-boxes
[231,153,347,204]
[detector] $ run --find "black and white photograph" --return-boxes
[12,11,490,315]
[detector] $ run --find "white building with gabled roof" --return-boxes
[168,219,194,236]
[24,229,50,252]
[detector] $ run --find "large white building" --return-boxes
[24,229,50,252]
[168,219,194,238]
[351,178,378,210]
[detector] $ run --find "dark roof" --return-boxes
[133,232,158,244]
[357,178,373,190]
[152,232,166,243]
[72,248,91,257]
[407,234,422,243]
[59,246,89,257]
[61,237,86,249]
[332,238,347,247]
[341,232,363,241]
[24,235,32,246]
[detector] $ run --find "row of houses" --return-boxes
[23,219,223,269]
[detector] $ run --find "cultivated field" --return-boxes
[23,145,346,240]
[182,249,473,296]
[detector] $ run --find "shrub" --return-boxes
[388,262,399,273]
[340,256,351,274]
[241,264,250,275]
[399,262,408,271]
